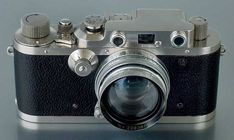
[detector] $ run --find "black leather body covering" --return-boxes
[14,49,220,116]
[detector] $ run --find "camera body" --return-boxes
[12,9,222,130]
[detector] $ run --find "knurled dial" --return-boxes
[21,13,50,38]
[68,49,99,77]
[83,15,106,32]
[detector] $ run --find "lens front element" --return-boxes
[106,76,159,119]
[95,50,170,130]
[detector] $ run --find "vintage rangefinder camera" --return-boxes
[10,9,223,130]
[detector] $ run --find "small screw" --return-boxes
[155,41,162,47]
[36,41,39,44]
[104,49,109,54]
[72,103,78,109]
[44,50,48,54]
[220,44,226,56]
[185,50,190,54]
[79,66,86,72]
[7,45,14,56]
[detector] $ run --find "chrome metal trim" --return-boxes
[110,31,126,47]
[170,31,187,47]
[14,27,57,47]
[7,45,14,56]
[13,30,220,56]
[95,49,170,100]
[68,49,98,77]
[18,110,215,124]
[19,118,215,131]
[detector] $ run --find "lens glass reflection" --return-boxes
[105,76,159,119]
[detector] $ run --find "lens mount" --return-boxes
[95,49,170,130]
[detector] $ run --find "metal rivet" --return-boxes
[36,41,39,44]
[177,103,184,109]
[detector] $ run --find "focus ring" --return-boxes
[95,50,170,98]
[94,49,170,130]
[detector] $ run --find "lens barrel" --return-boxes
[95,50,170,130]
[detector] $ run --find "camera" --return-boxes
[10,9,223,130]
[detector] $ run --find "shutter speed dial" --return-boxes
[83,15,106,33]
[68,49,98,77]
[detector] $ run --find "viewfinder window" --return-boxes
[138,34,155,44]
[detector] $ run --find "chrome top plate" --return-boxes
[13,9,221,56]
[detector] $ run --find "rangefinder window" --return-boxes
[138,34,155,44]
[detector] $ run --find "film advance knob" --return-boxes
[68,49,98,77]
[21,13,50,38]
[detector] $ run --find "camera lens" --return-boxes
[105,76,159,119]
[95,50,170,130]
